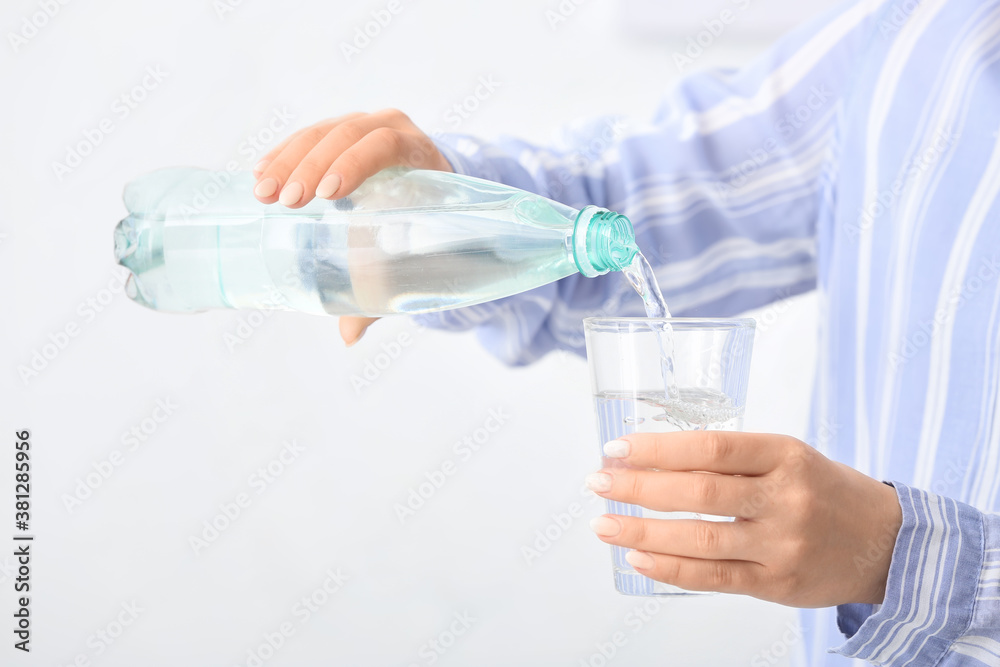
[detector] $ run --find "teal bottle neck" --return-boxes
[572,206,638,277]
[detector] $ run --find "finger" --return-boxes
[588,468,758,516]
[253,124,334,203]
[275,111,418,207]
[253,128,305,178]
[253,123,334,180]
[340,316,379,346]
[590,515,759,561]
[253,113,369,203]
[310,128,415,202]
[281,126,405,207]
[623,549,766,595]
[251,135,299,179]
[314,110,447,201]
[603,431,789,475]
[254,113,368,179]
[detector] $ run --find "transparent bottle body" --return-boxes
[114,167,588,317]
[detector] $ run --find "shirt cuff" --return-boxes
[431,135,504,184]
[831,482,985,666]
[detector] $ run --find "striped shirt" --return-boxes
[416,0,1000,664]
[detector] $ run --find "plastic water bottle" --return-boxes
[113,167,639,317]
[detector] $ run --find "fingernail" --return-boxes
[254,177,278,198]
[626,550,655,570]
[585,472,612,493]
[279,182,304,206]
[253,159,270,176]
[589,515,620,537]
[345,327,367,348]
[603,439,630,458]
[316,173,342,199]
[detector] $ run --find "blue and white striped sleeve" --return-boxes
[833,483,1000,666]
[414,0,888,365]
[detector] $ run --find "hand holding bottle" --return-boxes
[116,121,636,327]
[252,109,452,346]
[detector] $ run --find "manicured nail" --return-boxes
[603,439,631,458]
[254,177,277,198]
[279,182,304,206]
[585,472,612,493]
[316,173,342,199]
[625,550,655,570]
[253,159,270,176]
[589,515,621,537]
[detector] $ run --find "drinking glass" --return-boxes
[583,317,756,596]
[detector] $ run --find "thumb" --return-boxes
[340,316,380,346]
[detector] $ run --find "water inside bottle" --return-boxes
[113,167,587,317]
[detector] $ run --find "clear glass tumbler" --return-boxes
[583,317,756,596]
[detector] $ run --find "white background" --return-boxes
[1,0,833,664]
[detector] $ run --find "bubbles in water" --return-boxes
[623,416,645,425]
[638,388,742,429]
